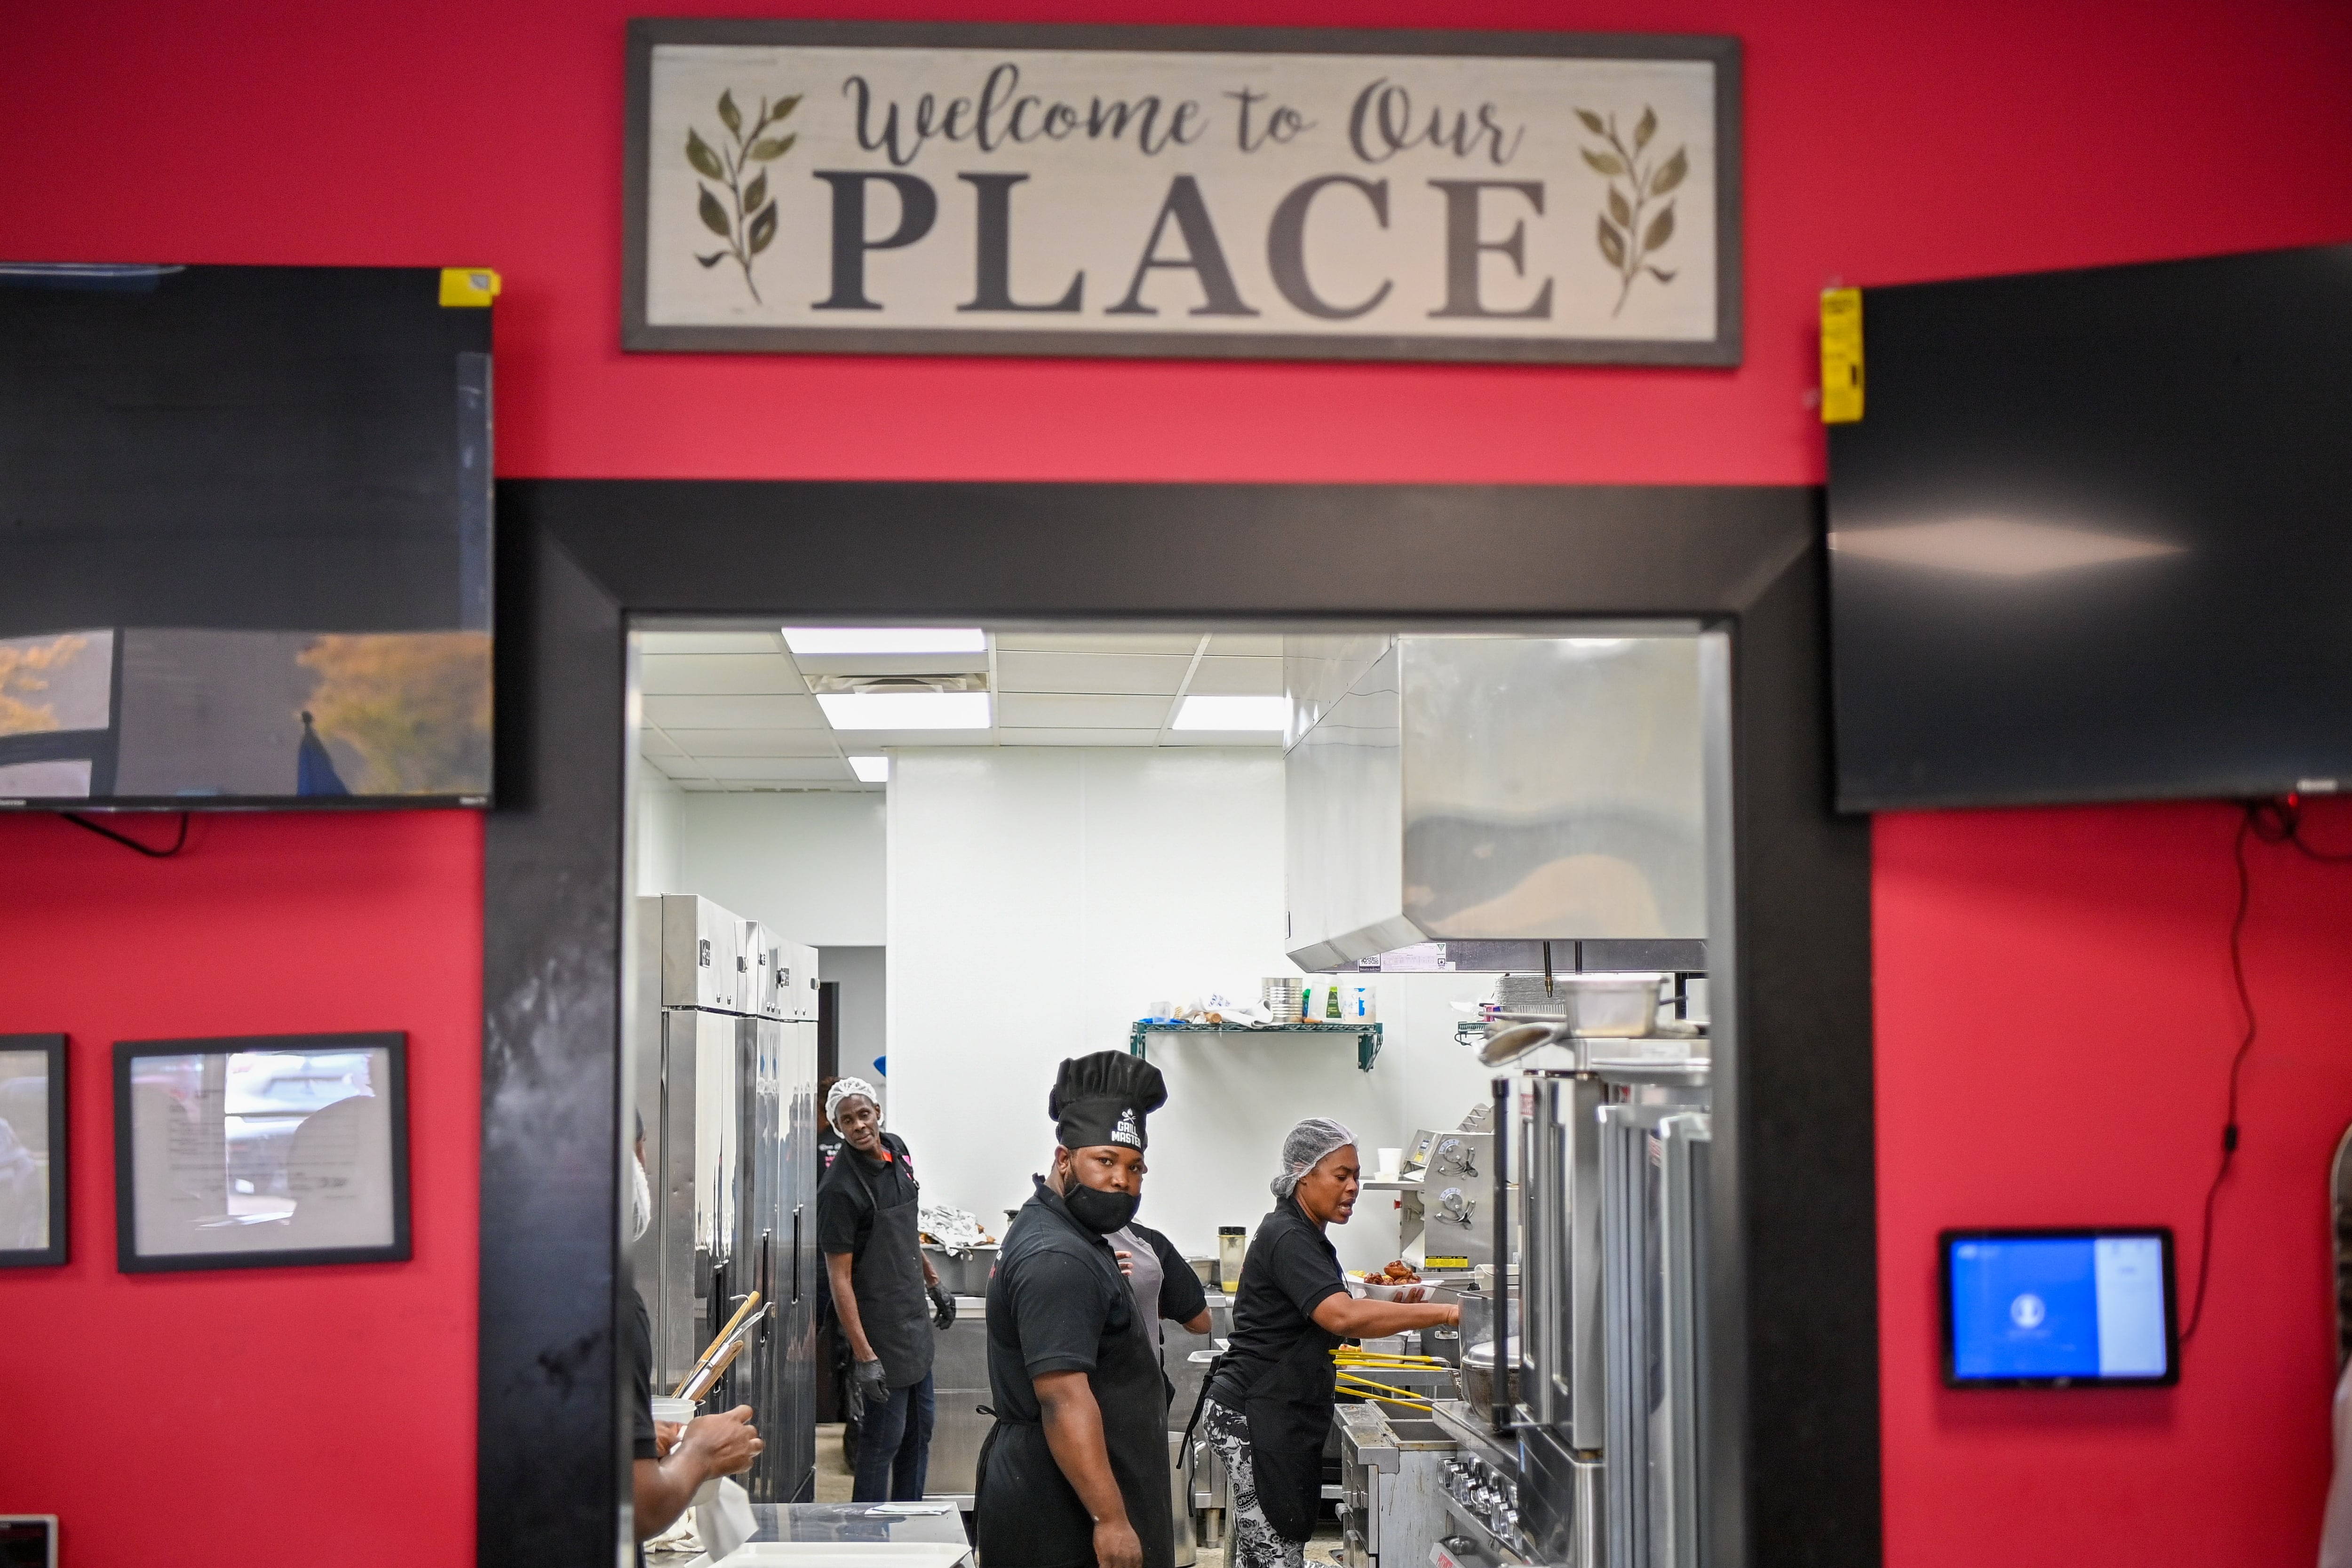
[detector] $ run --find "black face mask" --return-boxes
[1062,1179,1139,1234]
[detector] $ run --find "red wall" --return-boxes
[0,814,482,1565]
[0,2,2349,1564]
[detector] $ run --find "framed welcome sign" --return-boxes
[624,21,1741,364]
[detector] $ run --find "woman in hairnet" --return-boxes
[1195,1119,1461,1568]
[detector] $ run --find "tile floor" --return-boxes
[812,1423,1345,1568]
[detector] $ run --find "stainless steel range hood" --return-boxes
[1284,634,1706,972]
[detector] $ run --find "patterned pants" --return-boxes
[1203,1398,1306,1568]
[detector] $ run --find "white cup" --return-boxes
[651,1395,696,1428]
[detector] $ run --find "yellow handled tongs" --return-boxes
[1336,1373,1436,1412]
[672,1289,764,1400]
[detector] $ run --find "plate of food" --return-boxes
[1353,1261,1428,1301]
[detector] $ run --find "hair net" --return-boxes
[1271,1117,1357,1200]
[826,1075,881,1131]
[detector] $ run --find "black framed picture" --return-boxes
[0,1035,67,1267]
[113,1032,411,1273]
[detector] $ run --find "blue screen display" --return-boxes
[1947,1234,2171,1381]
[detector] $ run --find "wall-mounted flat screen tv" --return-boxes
[1827,243,2352,811]
[0,263,492,809]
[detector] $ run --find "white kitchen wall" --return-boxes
[634,760,683,896]
[673,791,886,946]
[822,945,888,1090]
[886,747,1505,1274]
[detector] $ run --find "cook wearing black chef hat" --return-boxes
[974,1051,1177,1568]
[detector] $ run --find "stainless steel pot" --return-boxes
[1460,1336,1521,1411]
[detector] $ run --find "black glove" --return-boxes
[929,1282,957,1329]
[852,1354,891,1411]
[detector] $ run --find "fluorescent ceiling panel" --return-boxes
[816,690,993,730]
[1173,694,1289,731]
[784,627,986,655]
[848,756,890,783]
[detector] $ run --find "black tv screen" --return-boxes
[0,263,493,809]
[1827,243,2352,811]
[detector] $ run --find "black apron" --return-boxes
[1239,1316,1342,1541]
[977,1195,1175,1568]
[1185,1325,1340,1544]
[844,1141,935,1388]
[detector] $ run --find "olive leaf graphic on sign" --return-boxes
[687,88,800,303]
[1576,105,1688,316]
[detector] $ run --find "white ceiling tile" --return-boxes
[638,727,687,757]
[806,731,987,749]
[662,729,842,758]
[645,753,708,779]
[991,631,1203,655]
[678,780,728,791]
[1184,656,1285,696]
[997,692,1171,729]
[1207,634,1284,656]
[638,631,781,654]
[698,758,855,781]
[639,653,805,695]
[996,728,1164,746]
[1160,731,1285,747]
[642,694,827,729]
[996,651,1193,695]
[790,651,991,679]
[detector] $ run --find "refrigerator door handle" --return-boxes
[790,1205,803,1304]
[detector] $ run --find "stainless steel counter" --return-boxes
[734,1501,972,1553]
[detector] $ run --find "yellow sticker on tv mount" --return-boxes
[1820,287,1863,423]
[440,268,501,307]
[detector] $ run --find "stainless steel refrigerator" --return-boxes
[633,894,821,1503]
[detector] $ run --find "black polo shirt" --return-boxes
[985,1177,1135,1421]
[627,1288,660,1459]
[816,1132,916,1257]
[1206,1197,1346,1408]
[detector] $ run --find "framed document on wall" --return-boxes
[113,1032,411,1273]
[0,1035,66,1267]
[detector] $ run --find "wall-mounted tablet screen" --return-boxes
[1941,1228,2177,1387]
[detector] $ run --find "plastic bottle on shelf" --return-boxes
[1325,983,1342,1020]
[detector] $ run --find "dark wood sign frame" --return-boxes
[623,21,1743,366]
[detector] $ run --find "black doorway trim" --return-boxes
[478,480,1877,1568]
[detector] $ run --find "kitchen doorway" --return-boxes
[477,481,1875,1568]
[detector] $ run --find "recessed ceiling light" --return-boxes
[1173,694,1289,731]
[783,627,987,655]
[816,691,993,730]
[848,756,890,783]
